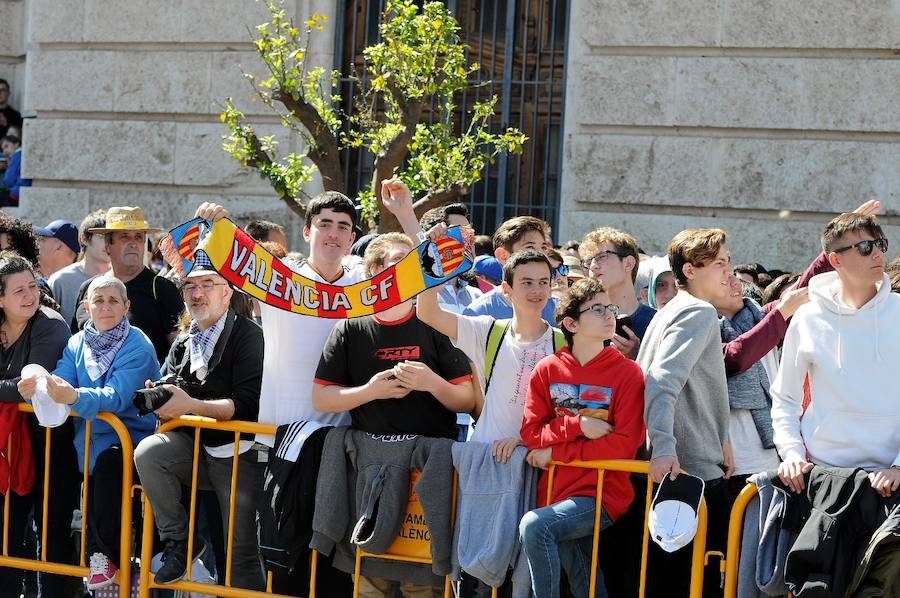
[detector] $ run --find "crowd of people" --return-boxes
[0,181,896,598]
[0,79,27,208]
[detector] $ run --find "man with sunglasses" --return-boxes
[771,212,900,498]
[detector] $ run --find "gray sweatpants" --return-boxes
[134,430,265,591]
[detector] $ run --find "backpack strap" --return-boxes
[482,319,565,396]
[482,318,511,396]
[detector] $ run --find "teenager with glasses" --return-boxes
[579,228,656,359]
[519,278,645,598]
[771,212,900,499]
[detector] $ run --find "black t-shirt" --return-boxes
[315,309,471,440]
[74,268,185,364]
[0,106,22,138]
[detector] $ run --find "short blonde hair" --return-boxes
[363,233,414,275]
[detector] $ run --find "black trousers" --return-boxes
[644,477,730,598]
[86,445,143,568]
[270,549,353,597]
[0,417,81,598]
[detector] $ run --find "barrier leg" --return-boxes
[588,471,605,598]
[723,484,757,598]
[138,493,155,598]
[689,500,708,598]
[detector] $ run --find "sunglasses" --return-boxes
[832,237,888,257]
[578,303,620,318]
[552,264,569,279]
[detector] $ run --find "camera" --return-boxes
[132,374,203,416]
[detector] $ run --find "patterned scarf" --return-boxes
[719,299,775,449]
[189,311,227,381]
[83,317,130,381]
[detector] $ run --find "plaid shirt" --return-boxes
[83,317,131,381]
[188,310,227,381]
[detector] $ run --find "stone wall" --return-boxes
[560,0,900,270]
[6,0,339,249]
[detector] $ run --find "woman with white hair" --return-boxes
[19,274,160,591]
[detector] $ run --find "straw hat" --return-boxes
[87,206,163,234]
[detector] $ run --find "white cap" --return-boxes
[20,364,69,428]
[648,473,705,553]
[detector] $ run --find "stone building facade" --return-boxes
[1,0,898,269]
[560,0,899,269]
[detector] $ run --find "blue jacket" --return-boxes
[53,326,160,473]
[2,149,30,199]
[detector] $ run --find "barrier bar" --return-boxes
[546,459,709,598]
[723,483,758,598]
[0,406,136,598]
[140,415,303,598]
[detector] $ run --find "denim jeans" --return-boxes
[519,496,613,598]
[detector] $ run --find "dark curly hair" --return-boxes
[555,277,608,347]
[0,212,40,267]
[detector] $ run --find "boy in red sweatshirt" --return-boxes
[519,277,646,598]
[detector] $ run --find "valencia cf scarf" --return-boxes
[160,217,475,319]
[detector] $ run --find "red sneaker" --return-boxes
[87,552,118,590]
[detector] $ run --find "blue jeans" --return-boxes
[519,496,613,598]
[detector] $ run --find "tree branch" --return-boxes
[274,89,344,192]
[245,131,309,220]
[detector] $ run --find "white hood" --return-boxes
[770,271,900,471]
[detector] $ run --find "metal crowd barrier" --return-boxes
[0,403,136,598]
[546,459,710,598]
[137,415,299,598]
[723,483,758,598]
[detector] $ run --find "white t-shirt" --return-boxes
[255,261,363,446]
[729,347,780,475]
[453,315,555,443]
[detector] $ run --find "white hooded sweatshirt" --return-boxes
[770,271,900,471]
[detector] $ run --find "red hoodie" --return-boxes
[520,346,645,521]
[0,404,34,497]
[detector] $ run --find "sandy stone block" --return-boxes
[25,119,176,184]
[722,0,900,49]
[172,122,293,187]
[674,57,804,129]
[801,60,900,132]
[574,0,719,48]
[16,187,91,225]
[28,0,84,43]
[0,0,24,55]
[186,193,307,248]
[209,51,274,117]
[114,51,212,114]
[178,0,294,42]
[82,0,182,42]
[562,134,900,213]
[559,210,900,272]
[26,50,115,112]
[570,57,676,126]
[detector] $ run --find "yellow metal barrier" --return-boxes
[546,459,710,598]
[723,483,758,598]
[138,415,305,598]
[352,470,458,598]
[0,403,136,598]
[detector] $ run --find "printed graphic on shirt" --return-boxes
[374,346,421,360]
[549,383,612,420]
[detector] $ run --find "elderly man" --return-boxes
[73,206,184,362]
[133,253,265,589]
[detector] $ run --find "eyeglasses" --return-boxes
[181,281,229,293]
[552,264,569,279]
[832,237,888,257]
[578,303,620,318]
[581,250,623,268]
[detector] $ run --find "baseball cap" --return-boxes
[473,255,502,285]
[648,473,705,553]
[33,220,80,255]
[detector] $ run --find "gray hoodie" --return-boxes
[311,427,454,585]
[450,442,537,594]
